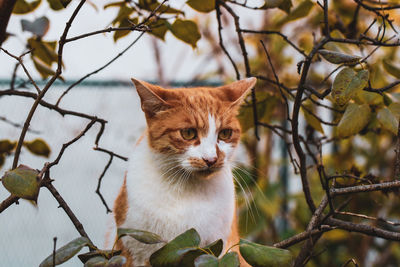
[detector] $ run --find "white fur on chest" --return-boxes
[120,140,235,265]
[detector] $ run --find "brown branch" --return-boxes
[0,0,17,46]
[293,196,328,266]
[260,40,290,120]
[337,211,400,226]
[65,25,148,43]
[241,29,306,57]
[0,89,108,122]
[56,32,145,106]
[0,195,19,213]
[95,155,113,213]
[93,147,128,213]
[47,119,97,169]
[215,2,240,80]
[330,180,400,196]
[326,217,400,241]
[274,225,333,249]
[43,176,95,246]
[0,48,40,93]
[291,38,329,213]
[0,115,40,134]
[52,237,57,267]
[11,0,87,170]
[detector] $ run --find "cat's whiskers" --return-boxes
[230,162,260,228]
[232,161,268,201]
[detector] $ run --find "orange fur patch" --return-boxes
[114,174,128,226]
[144,87,242,155]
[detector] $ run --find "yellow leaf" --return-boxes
[383,59,400,79]
[354,90,383,106]
[148,19,169,40]
[1,165,40,201]
[389,102,400,118]
[113,18,138,42]
[302,103,324,133]
[261,0,284,9]
[170,19,201,48]
[337,103,370,137]
[187,0,215,13]
[318,49,361,65]
[276,0,314,26]
[28,38,58,66]
[377,107,398,135]
[24,138,51,157]
[0,140,17,154]
[13,0,41,14]
[331,68,369,106]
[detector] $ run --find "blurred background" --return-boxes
[2,0,400,266]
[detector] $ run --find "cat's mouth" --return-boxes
[193,166,223,177]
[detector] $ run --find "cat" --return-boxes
[113,77,256,266]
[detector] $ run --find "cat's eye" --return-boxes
[218,129,232,140]
[180,128,197,140]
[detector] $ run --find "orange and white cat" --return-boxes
[113,77,256,266]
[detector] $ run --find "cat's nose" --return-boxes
[203,157,217,167]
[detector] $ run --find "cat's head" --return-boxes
[132,78,256,178]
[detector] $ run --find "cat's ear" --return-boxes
[131,78,171,116]
[218,77,257,106]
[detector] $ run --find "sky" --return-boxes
[0,0,228,82]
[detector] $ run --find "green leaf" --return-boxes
[276,0,313,26]
[219,252,240,267]
[318,49,361,65]
[47,0,71,10]
[337,103,371,137]
[112,5,135,26]
[0,153,5,169]
[21,16,49,37]
[117,228,165,244]
[113,18,138,42]
[1,164,40,201]
[40,237,90,267]
[104,1,125,9]
[383,93,393,106]
[170,19,201,48]
[13,0,41,14]
[149,19,169,40]
[239,239,293,267]
[83,256,108,267]
[32,56,57,79]
[194,254,218,267]
[389,102,400,118]
[187,0,215,13]
[204,239,223,257]
[78,250,122,264]
[24,138,51,157]
[179,239,223,267]
[107,255,127,267]
[261,0,285,9]
[150,228,201,267]
[0,140,17,154]
[139,0,184,14]
[354,90,383,106]
[301,102,324,134]
[27,38,58,65]
[382,59,400,79]
[377,107,398,135]
[331,68,369,106]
